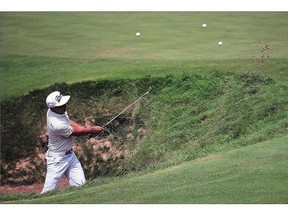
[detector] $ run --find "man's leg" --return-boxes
[65,152,86,187]
[41,153,68,194]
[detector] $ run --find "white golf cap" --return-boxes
[46,91,70,108]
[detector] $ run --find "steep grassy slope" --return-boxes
[1,73,288,186]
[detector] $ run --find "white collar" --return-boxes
[48,109,67,117]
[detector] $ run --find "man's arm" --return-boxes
[70,120,103,136]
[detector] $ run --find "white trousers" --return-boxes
[41,150,86,194]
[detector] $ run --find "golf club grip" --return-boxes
[87,127,106,140]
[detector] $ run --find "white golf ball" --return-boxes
[202,23,207,28]
[136,32,141,37]
[218,41,223,46]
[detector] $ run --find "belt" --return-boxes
[48,149,73,156]
[65,149,73,155]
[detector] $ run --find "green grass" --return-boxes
[2,12,287,60]
[1,12,288,99]
[2,135,288,204]
[2,73,288,180]
[1,12,288,204]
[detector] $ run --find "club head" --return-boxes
[147,86,153,93]
[143,86,153,96]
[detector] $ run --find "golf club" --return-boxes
[88,86,152,139]
[103,86,152,127]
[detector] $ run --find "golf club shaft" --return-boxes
[103,87,152,127]
[88,87,152,140]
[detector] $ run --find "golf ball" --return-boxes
[218,41,223,46]
[202,23,207,28]
[136,32,141,37]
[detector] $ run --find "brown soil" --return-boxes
[0,177,69,194]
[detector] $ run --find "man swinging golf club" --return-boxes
[41,91,103,194]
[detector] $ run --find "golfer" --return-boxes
[41,91,103,194]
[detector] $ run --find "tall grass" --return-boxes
[124,73,288,171]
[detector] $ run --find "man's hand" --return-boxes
[88,126,104,139]
[90,126,104,134]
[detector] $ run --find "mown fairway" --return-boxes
[1,12,288,99]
